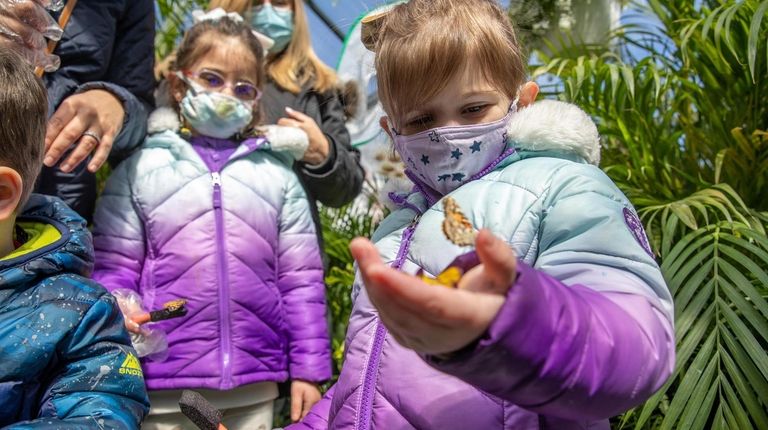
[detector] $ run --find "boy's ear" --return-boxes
[516,81,540,109]
[0,167,23,221]
[379,116,393,139]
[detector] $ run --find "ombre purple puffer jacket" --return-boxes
[288,101,675,430]
[92,129,331,391]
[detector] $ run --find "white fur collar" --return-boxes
[146,107,309,160]
[507,99,601,165]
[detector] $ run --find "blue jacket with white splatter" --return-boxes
[0,194,149,429]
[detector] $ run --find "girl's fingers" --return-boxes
[285,106,310,122]
[124,319,141,334]
[277,117,302,129]
[290,388,302,422]
[466,229,517,294]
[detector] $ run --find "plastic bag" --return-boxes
[0,0,64,72]
[112,288,169,362]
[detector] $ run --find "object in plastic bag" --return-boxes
[0,0,62,71]
[132,299,188,324]
[112,289,180,361]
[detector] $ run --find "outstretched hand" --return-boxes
[351,229,518,355]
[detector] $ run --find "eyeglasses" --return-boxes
[182,70,262,102]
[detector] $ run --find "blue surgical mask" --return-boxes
[251,5,294,54]
[178,77,254,139]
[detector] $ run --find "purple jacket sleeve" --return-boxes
[285,385,336,430]
[426,262,674,421]
[91,161,146,292]
[278,176,332,382]
[427,166,675,421]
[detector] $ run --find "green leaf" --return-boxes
[747,1,768,82]
[659,331,717,429]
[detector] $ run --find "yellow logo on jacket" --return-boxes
[119,353,143,377]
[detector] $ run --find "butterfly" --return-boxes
[417,266,463,288]
[417,250,481,289]
[417,198,481,288]
[441,197,477,247]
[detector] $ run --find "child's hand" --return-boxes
[124,318,142,335]
[351,229,517,355]
[278,107,330,165]
[290,379,321,422]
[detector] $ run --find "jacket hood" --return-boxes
[147,106,310,160]
[0,194,94,288]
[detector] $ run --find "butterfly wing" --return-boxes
[442,197,477,246]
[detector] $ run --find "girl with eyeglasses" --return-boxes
[208,0,365,266]
[92,15,331,429]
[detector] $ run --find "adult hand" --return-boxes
[0,0,63,72]
[44,89,125,173]
[278,107,330,165]
[351,229,518,355]
[290,379,322,422]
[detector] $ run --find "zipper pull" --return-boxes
[408,214,422,228]
[211,172,222,187]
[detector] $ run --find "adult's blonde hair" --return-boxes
[209,0,338,94]
[374,0,526,123]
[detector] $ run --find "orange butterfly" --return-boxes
[442,197,477,247]
[419,197,481,288]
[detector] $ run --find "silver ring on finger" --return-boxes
[81,130,102,146]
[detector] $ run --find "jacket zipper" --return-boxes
[211,171,233,388]
[356,214,421,430]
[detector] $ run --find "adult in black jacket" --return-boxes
[0,0,155,222]
[210,0,365,251]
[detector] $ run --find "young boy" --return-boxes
[0,50,149,428]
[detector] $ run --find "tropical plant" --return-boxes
[532,0,768,428]
[155,0,209,60]
[320,191,382,376]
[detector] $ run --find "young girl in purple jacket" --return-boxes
[92,13,330,429]
[288,0,675,429]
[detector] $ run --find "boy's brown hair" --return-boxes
[0,49,47,209]
[374,0,527,124]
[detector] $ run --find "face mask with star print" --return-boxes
[390,105,517,197]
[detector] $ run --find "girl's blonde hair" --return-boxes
[374,0,527,123]
[208,0,338,94]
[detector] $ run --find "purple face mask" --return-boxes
[391,105,517,198]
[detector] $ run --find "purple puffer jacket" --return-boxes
[92,130,331,391]
[288,101,675,429]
